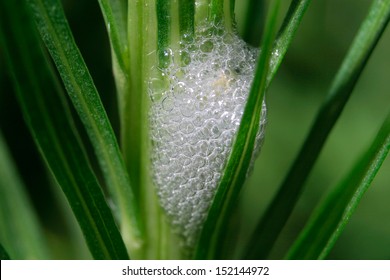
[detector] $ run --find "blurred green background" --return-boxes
[0,0,389,259]
[240,0,390,259]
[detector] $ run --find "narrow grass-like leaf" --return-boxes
[0,243,11,260]
[179,0,195,41]
[96,3,133,211]
[208,0,235,31]
[194,0,281,260]
[0,0,128,260]
[194,0,209,26]
[156,0,171,68]
[0,133,49,259]
[287,111,390,259]
[96,1,137,207]
[26,0,142,253]
[268,0,312,84]
[210,0,224,24]
[245,0,390,259]
[97,0,129,73]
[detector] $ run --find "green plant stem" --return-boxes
[195,0,234,32]
[27,0,142,257]
[220,0,236,32]
[194,0,281,260]
[126,0,153,259]
[287,111,390,259]
[126,0,182,259]
[120,2,142,205]
[0,0,129,259]
[245,0,390,259]
[194,0,209,26]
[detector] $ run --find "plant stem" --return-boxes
[125,0,185,259]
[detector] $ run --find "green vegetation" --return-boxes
[0,0,389,259]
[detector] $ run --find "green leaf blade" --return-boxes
[26,0,142,253]
[156,0,172,68]
[97,0,129,73]
[194,0,282,260]
[268,0,312,84]
[179,0,195,41]
[0,0,129,260]
[287,112,390,259]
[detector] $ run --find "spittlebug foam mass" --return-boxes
[148,24,267,247]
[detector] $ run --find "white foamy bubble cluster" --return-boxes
[148,24,267,247]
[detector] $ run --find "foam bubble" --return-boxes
[148,24,267,247]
